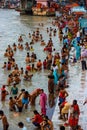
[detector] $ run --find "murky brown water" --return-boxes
[0,9,60,130]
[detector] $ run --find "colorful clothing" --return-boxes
[40,93,47,115]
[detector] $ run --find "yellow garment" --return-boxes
[55,59,60,69]
[62,103,71,114]
[30,48,34,51]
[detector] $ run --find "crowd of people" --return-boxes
[0,4,86,130]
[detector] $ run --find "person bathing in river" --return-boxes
[23,70,33,81]
[36,59,42,71]
[9,97,16,111]
[25,42,30,50]
[2,62,7,69]
[22,91,30,109]
[1,88,9,101]
[18,35,23,42]
[31,110,43,127]
[10,84,18,95]
[12,43,17,51]
[7,74,13,86]
[0,110,9,130]
[25,52,31,63]
[14,96,23,112]
[26,64,31,72]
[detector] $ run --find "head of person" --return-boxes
[25,70,28,74]
[21,67,23,70]
[9,97,13,100]
[4,62,6,65]
[40,89,44,94]
[24,91,29,95]
[73,99,77,105]
[42,115,49,121]
[53,63,56,67]
[8,74,11,78]
[2,85,6,89]
[14,96,17,100]
[18,122,24,128]
[76,125,83,130]
[0,110,4,116]
[33,110,39,115]
[13,84,16,88]
[21,89,25,93]
[60,125,65,130]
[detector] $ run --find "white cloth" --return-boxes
[22,126,27,130]
[77,31,80,37]
[52,65,58,71]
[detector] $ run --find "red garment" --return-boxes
[7,63,11,70]
[61,101,67,107]
[59,91,65,99]
[34,114,43,124]
[73,104,80,115]
[68,116,78,127]
[26,65,31,71]
[43,60,47,69]
[1,86,6,91]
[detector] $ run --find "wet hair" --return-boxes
[21,89,25,92]
[39,59,41,62]
[33,110,39,115]
[4,62,6,64]
[21,67,23,70]
[0,110,4,115]
[73,99,77,104]
[32,64,34,68]
[25,91,29,95]
[52,63,56,67]
[25,70,28,74]
[9,97,12,100]
[2,85,6,88]
[76,125,81,129]
[13,84,16,87]
[43,115,49,120]
[48,75,54,79]
[41,89,44,92]
[14,96,17,99]
[8,74,11,77]
[18,122,24,127]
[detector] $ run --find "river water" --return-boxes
[0,9,87,130]
[0,9,57,87]
[0,9,60,130]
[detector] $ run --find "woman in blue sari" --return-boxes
[76,44,81,61]
[53,69,58,85]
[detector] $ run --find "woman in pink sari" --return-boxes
[39,89,47,115]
